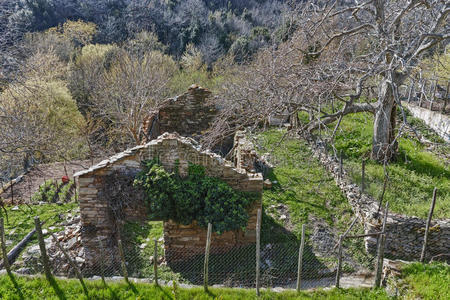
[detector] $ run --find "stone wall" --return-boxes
[308,139,450,261]
[403,102,450,142]
[142,85,217,143]
[74,133,263,268]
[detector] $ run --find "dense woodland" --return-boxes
[0,0,448,183]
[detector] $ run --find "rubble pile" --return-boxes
[46,214,86,276]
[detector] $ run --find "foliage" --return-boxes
[24,20,97,62]
[133,159,254,234]
[5,0,290,64]
[0,50,87,166]
[0,274,391,299]
[31,180,75,203]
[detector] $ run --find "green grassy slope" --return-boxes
[333,112,449,218]
[258,130,353,237]
[1,203,78,252]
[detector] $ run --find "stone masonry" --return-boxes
[308,138,450,261]
[74,133,263,268]
[142,85,217,143]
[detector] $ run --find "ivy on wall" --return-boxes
[133,159,256,234]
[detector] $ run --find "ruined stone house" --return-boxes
[74,85,264,269]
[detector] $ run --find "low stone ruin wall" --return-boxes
[308,139,450,261]
[164,200,260,262]
[75,133,263,269]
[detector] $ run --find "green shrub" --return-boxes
[31,179,75,203]
[133,159,255,234]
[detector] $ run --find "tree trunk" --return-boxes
[372,79,398,161]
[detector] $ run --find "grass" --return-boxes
[0,274,390,299]
[333,112,449,218]
[258,129,354,237]
[257,130,372,271]
[1,202,78,252]
[390,262,450,300]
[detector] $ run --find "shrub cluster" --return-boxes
[31,179,75,203]
[134,159,255,234]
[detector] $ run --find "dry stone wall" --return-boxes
[308,139,450,261]
[74,133,263,269]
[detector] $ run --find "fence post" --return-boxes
[407,80,414,103]
[51,233,88,295]
[335,234,343,288]
[203,223,212,292]
[98,238,106,284]
[154,239,158,285]
[374,202,389,288]
[339,151,343,179]
[442,81,449,113]
[255,208,262,296]
[421,188,437,263]
[10,179,14,205]
[116,222,129,283]
[34,216,52,280]
[0,218,11,275]
[361,159,366,195]
[296,224,305,292]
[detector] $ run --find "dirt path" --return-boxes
[0,160,98,204]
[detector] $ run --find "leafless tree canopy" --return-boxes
[205,0,449,161]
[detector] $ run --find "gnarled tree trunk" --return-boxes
[372,79,398,161]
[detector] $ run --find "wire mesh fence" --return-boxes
[1,214,380,290]
[0,203,447,294]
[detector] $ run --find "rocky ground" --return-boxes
[14,209,86,277]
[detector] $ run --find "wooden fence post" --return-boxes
[203,223,212,292]
[361,159,366,195]
[116,222,129,283]
[442,81,449,114]
[51,233,88,295]
[335,234,343,288]
[98,238,106,283]
[421,188,437,263]
[407,80,414,103]
[296,224,305,292]
[0,218,11,275]
[154,239,158,285]
[255,208,262,296]
[10,180,14,205]
[34,216,52,280]
[374,202,389,288]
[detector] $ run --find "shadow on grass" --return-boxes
[7,272,25,300]
[155,284,175,299]
[127,281,139,294]
[163,212,329,287]
[47,276,67,300]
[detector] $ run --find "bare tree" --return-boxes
[89,51,177,148]
[206,1,449,162]
[297,0,449,161]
